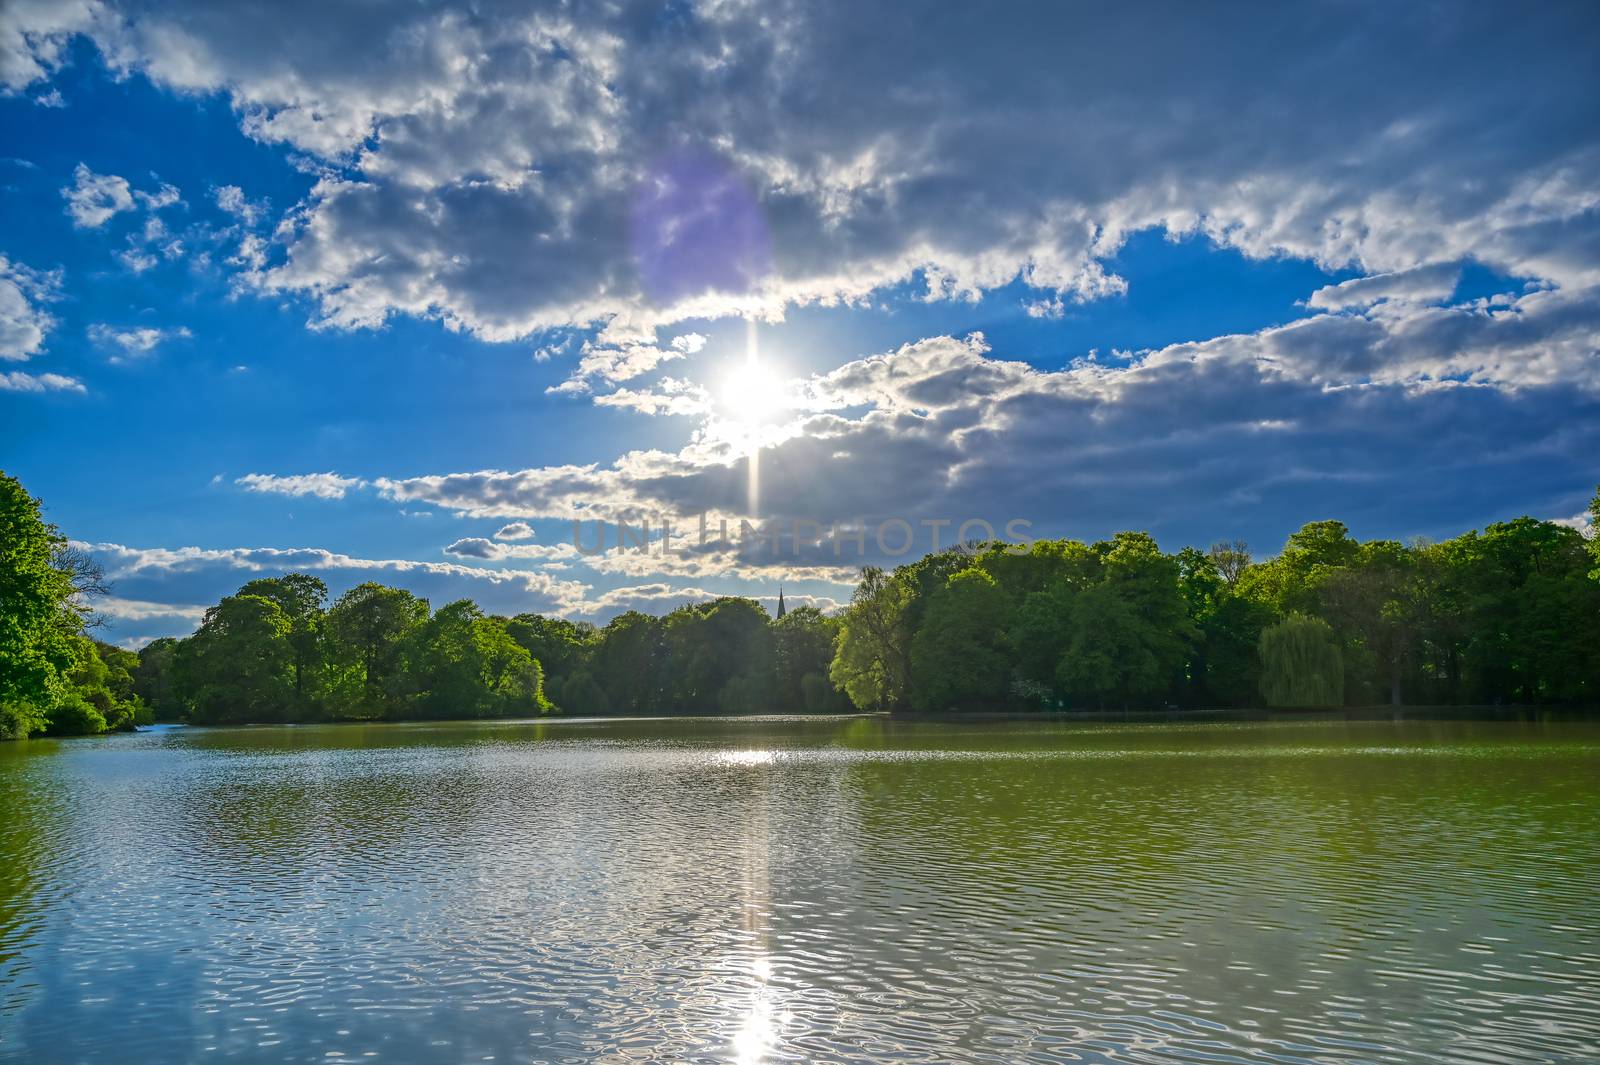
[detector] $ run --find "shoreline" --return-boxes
[107,704,1600,733]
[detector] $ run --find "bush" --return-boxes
[0,701,48,740]
[45,693,108,736]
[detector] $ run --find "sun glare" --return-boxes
[716,320,797,517]
[719,361,789,425]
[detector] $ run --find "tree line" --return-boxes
[4,469,1599,737]
[832,514,1600,712]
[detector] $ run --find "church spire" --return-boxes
[776,586,786,619]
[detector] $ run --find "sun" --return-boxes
[715,322,794,518]
[718,359,790,426]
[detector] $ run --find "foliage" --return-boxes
[1005,533,1194,708]
[239,574,328,712]
[1259,613,1344,707]
[505,614,595,710]
[402,600,550,719]
[830,567,914,711]
[662,597,774,712]
[0,472,83,736]
[589,611,665,713]
[174,594,296,724]
[1589,485,1600,579]
[7,466,1600,736]
[909,568,1009,711]
[773,607,849,713]
[43,691,107,737]
[63,637,150,732]
[325,582,429,717]
[133,638,183,720]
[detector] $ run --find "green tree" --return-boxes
[909,568,1010,711]
[1174,545,1274,707]
[1055,583,1174,706]
[325,582,428,716]
[1195,595,1276,707]
[1588,486,1599,579]
[1075,532,1194,705]
[1208,539,1252,585]
[830,567,914,711]
[45,692,107,736]
[52,637,148,733]
[1316,540,1420,705]
[0,472,85,737]
[1009,534,1195,708]
[174,594,295,723]
[1455,518,1600,703]
[662,597,774,712]
[559,669,611,714]
[1237,520,1361,615]
[403,601,551,718]
[1259,613,1344,707]
[1009,579,1076,702]
[505,613,596,710]
[238,574,328,711]
[134,637,184,720]
[772,606,847,712]
[590,611,665,713]
[975,538,1097,607]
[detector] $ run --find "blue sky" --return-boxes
[3,2,1598,647]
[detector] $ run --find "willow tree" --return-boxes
[1258,613,1343,707]
[830,567,914,711]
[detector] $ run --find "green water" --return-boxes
[2,715,1597,1063]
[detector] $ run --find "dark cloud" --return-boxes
[7,1,1598,342]
[365,295,1600,561]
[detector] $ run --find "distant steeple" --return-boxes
[776,586,786,619]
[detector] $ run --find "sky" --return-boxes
[2,1,1598,648]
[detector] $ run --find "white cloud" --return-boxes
[11,3,1595,351]
[93,596,208,622]
[0,0,104,92]
[0,253,58,360]
[552,337,695,394]
[1552,509,1593,537]
[493,521,535,541]
[591,377,713,417]
[77,539,594,615]
[61,163,135,227]
[88,323,191,360]
[337,283,1600,567]
[60,164,183,256]
[574,582,726,616]
[443,537,579,563]
[135,181,180,210]
[0,370,84,393]
[117,249,158,273]
[1307,262,1463,311]
[214,183,265,226]
[235,472,366,500]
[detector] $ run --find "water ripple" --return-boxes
[0,717,1597,1063]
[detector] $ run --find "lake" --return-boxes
[1,715,1597,1064]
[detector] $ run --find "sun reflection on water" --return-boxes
[716,748,777,767]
